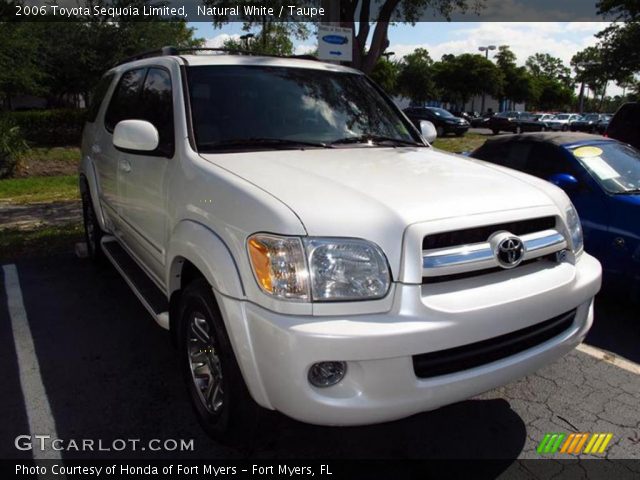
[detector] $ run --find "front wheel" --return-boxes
[436,126,445,137]
[492,129,500,135]
[179,279,261,446]
[515,125,522,134]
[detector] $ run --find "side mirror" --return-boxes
[419,120,437,143]
[113,120,159,152]
[548,173,579,192]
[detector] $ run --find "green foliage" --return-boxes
[526,53,573,88]
[0,10,203,108]
[0,115,29,179]
[370,58,400,95]
[0,22,45,109]
[0,174,79,203]
[397,48,436,103]
[8,110,86,147]
[223,24,300,56]
[433,53,503,107]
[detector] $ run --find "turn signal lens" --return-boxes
[247,234,309,300]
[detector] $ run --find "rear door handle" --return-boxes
[119,159,131,173]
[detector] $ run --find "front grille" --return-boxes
[422,253,559,284]
[412,309,576,378]
[422,217,556,250]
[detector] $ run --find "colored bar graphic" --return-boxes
[539,433,613,455]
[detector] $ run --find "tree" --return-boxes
[222,24,297,56]
[571,46,609,111]
[396,48,435,103]
[494,45,535,109]
[205,0,310,56]
[370,57,400,95]
[433,53,503,109]
[0,23,43,109]
[591,1,640,80]
[0,8,203,108]
[526,53,573,88]
[205,0,483,73]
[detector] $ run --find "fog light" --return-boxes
[308,361,347,388]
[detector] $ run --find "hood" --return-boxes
[202,147,558,274]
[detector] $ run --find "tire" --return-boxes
[179,279,261,446]
[455,131,465,137]
[81,179,105,264]
[515,125,522,134]
[436,126,445,137]
[562,125,568,132]
[492,129,500,135]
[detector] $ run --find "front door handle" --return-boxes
[119,159,131,173]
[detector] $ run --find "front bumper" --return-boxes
[218,253,601,426]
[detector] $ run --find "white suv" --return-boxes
[80,48,601,444]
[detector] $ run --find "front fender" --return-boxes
[166,220,244,299]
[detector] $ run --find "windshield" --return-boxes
[584,114,599,121]
[427,107,455,118]
[556,114,571,120]
[187,65,417,151]
[571,142,640,194]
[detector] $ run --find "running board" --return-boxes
[101,236,170,329]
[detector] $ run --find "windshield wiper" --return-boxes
[331,135,423,147]
[198,137,330,151]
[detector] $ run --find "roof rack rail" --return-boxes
[115,46,319,66]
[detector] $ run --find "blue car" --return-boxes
[471,132,640,295]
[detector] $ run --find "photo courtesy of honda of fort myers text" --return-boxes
[1,0,640,479]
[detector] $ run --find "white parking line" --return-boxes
[3,264,63,461]
[577,343,640,375]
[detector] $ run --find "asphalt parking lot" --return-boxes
[1,253,639,466]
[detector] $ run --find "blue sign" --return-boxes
[322,35,348,45]
[329,51,342,56]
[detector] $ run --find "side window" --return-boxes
[87,73,115,123]
[104,68,146,132]
[525,143,577,179]
[139,68,174,156]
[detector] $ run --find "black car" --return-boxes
[403,107,469,137]
[606,102,640,149]
[470,112,494,128]
[487,111,549,135]
[595,114,613,134]
[570,113,610,133]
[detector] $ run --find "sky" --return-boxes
[191,21,620,95]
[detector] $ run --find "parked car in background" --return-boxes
[570,113,610,133]
[595,114,613,134]
[471,132,640,297]
[470,112,494,128]
[534,113,557,123]
[403,107,469,137]
[546,113,582,131]
[606,102,640,149]
[487,111,549,135]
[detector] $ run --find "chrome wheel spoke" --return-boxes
[187,311,224,415]
[190,315,210,344]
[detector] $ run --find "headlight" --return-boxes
[247,234,309,300]
[247,235,391,302]
[565,205,584,255]
[305,238,390,301]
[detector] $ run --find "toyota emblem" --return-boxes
[493,234,525,268]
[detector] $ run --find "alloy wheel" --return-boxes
[188,312,224,415]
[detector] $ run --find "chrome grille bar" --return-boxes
[422,229,566,277]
